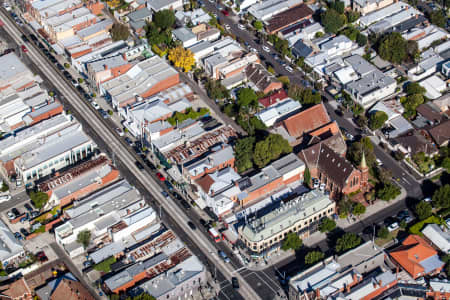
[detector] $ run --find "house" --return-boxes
[183,145,235,181]
[289,241,392,300]
[368,6,421,34]
[369,101,413,138]
[239,190,335,255]
[352,0,394,15]
[36,155,120,208]
[258,89,289,108]
[284,22,324,47]
[292,40,313,59]
[146,0,182,12]
[247,0,302,21]
[172,27,197,48]
[407,49,444,81]
[101,56,179,110]
[416,102,446,126]
[431,93,450,115]
[245,64,283,94]
[0,277,32,300]
[422,224,450,253]
[428,279,450,299]
[175,8,211,26]
[298,144,369,200]
[265,4,313,35]
[358,1,407,27]
[191,24,220,42]
[393,129,439,157]
[127,8,152,35]
[419,75,447,100]
[35,272,94,300]
[443,61,450,78]
[0,220,25,267]
[275,103,332,146]
[389,234,445,279]
[344,55,397,108]
[256,99,301,127]
[428,120,450,147]
[319,35,355,58]
[85,55,132,89]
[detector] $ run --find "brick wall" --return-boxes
[112,271,147,294]
[29,104,63,125]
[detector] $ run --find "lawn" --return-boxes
[93,256,116,273]
[375,229,399,247]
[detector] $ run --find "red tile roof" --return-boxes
[0,278,32,299]
[258,90,288,108]
[281,103,331,138]
[390,235,441,279]
[195,174,215,194]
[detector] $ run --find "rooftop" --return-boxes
[185,145,234,177]
[248,0,302,20]
[266,4,313,33]
[280,103,331,138]
[0,219,24,263]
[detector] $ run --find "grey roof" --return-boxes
[185,145,234,177]
[0,219,24,263]
[77,19,113,39]
[87,55,128,73]
[346,69,395,97]
[320,35,351,51]
[292,40,313,58]
[36,272,78,300]
[345,54,376,76]
[419,254,444,274]
[422,224,450,253]
[147,0,180,11]
[104,252,168,291]
[90,242,124,264]
[388,116,414,138]
[0,53,28,82]
[128,7,152,22]
[172,27,196,43]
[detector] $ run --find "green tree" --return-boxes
[126,294,156,300]
[331,0,345,14]
[29,191,49,209]
[319,217,336,233]
[347,137,376,167]
[356,33,367,46]
[304,167,311,188]
[305,251,325,265]
[322,9,345,34]
[405,82,426,95]
[154,9,176,30]
[377,226,389,239]
[253,20,263,31]
[378,32,407,64]
[0,183,8,192]
[110,23,130,41]
[235,137,255,173]
[441,157,450,173]
[281,232,303,251]
[205,79,229,100]
[335,233,361,253]
[346,10,360,23]
[376,182,400,201]
[433,184,450,209]
[369,111,388,130]
[237,88,258,110]
[430,11,446,28]
[415,201,432,220]
[401,94,424,118]
[77,230,91,249]
[253,134,292,168]
[352,202,366,217]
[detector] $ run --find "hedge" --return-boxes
[409,215,443,235]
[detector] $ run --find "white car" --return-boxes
[424,197,432,202]
[285,66,293,73]
[16,178,22,187]
[91,101,100,110]
[208,0,214,3]
[262,46,270,52]
[388,222,399,232]
[313,179,320,189]
[250,47,258,53]
[319,183,326,191]
[7,211,15,220]
[115,127,124,137]
[376,158,383,166]
[0,195,11,203]
[224,24,230,30]
[238,24,245,30]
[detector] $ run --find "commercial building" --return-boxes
[0,53,41,95]
[390,234,445,279]
[239,190,335,255]
[0,219,25,267]
[36,155,120,208]
[101,56,179,110]
[289,241,389,300]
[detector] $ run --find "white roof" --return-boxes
[359,1,407,26]
[334,66,358,84]
[248,0,302,20]
[0,219,24,263]
[422,224,450,253]
[419,75,447,100]
[369,101,400,121]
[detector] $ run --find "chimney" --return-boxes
[315,288,320,298]
[352,273,358,283]
[346,283,351,293]
[378,279,382,288]
[104,64,108,70]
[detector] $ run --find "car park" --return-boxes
[187,221,196,230]
[232,277,239,289]
[156,172,165,181]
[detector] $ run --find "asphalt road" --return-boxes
[0,10,256,300]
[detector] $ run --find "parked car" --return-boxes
[83,260,93,268]
[20,214,28,223]
[7,211,16,220]
[115,127,124,136]
[388,222,399,232]
[250,47,258,53]
[232,277,239,289]
[21,45,27,52]
[164,181,174,191]
[12,208,20,216]
[424,197,432,202]
[36,251,48,262]
[135,161,144,170]
[172,192,183,201]
[20,228,29,237]
[313,179,320,189]
[124,137,133,146]
[16,178,22,187]
[218,250,230,263]
[187,221,196,230]
[376,158,383,166]
[181,200,191,210]
[262,45,270,52]
[71,79,79,87]
[156,172,166,181]
[200,218,209,229]
[221,9,229,16]
[161,191,170,199]
[238,24,245,30]
[91,101,100,110]
[31,211,40,218]
[14,232,23,240]
[285,66,294,73]
[0,195,11,203]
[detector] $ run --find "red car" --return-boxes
[156,172,165,181]
[21,45,27,52]
[221,9,229,16]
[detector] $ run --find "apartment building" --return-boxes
[36,155,120,208]
[101,56,179,110]
[239,190,335,255]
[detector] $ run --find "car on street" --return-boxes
[376,158,383,166]
[218,250,230,263]
[91,101,100,110]
[388,222,399,232]
[285,65,294,73]
[14,232,23,240]
[21,45,27,53]
[250,47,257,53]
[115,127,124,136]
[144,159,156,170]
[20,228,29,237]
[187,221,196,230]
[232,277,239,289]
[156,172,166,181]
[172,192,182,201]
[71,79,78,87]
[57,63,64,70]
[161,191,170,199]
[238,24,245,30]
[7,211,16,220]
[164,181,173,191]
[124,137,133,146]
[0,195,11,203]
[262,45,270,52]
[135,161,144,170]
[200,218,209,229]
[99,109,109,119]
[181,200,191,210]
[221,9,229,16]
